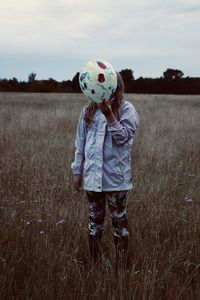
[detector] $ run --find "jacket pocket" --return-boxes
[107,158,124,185]
[115,144,131,181]
[110,158,124,183]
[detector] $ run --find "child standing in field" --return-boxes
[71,72,139,269]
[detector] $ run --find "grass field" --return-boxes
[0,92,200,300]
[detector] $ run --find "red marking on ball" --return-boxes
[97,62,107,69]
[98,73,105,83]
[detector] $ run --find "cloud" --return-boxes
[0,0,199,79]
[0,0,107,53]
[1,0,199,54]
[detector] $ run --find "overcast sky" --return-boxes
[0,0,200,81]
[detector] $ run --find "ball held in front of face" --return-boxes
[79,59,117,103]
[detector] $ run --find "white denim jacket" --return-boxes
[71,99,139,192]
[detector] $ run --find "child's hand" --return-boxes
[73,174,82,191]
[98,99,112,117]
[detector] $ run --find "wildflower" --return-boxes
[25,219,42,225]
[184,197,193,203]
[56,219,65,225]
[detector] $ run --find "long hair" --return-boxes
[83,72,125,126]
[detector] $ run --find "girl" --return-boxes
[71,72,139,269]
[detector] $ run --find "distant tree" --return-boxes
[71,72,81,91]
[119,69,134,82]
[163,68,184,80]
[48,77,57,83]
[11,77,18,83]
[72,72,79,83]
[28,72,37,83]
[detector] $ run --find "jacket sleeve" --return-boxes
[71,108,87,175]
[107,101,139,146]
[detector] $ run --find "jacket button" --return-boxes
[98,187,101,189]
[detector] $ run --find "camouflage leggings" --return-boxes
[86,190,129,238]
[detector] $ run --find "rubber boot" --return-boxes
[114,235,128,272]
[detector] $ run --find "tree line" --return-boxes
[0,68,200,94]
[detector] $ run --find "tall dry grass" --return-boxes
[0,92,200,300]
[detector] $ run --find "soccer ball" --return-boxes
[79,59,117,103]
